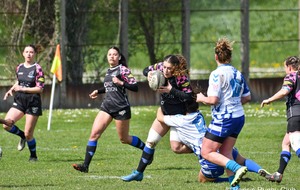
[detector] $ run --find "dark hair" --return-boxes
[163,54,189,77]
[214,37,234,63]
[26,44,43,54]
[285,56,300,70]
[109,46,127,67]
[163,54,180,65]
[185,92,198,113]
[185,100,199,113]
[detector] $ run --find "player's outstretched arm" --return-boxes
[261,89,289,108]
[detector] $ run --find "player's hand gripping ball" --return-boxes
[148,70,166,91]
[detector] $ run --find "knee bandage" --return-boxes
[290,133,300,155]
[146,128,162,148]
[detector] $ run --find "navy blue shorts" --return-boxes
[206,116,245,143]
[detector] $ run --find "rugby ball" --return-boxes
[148,70,166,91]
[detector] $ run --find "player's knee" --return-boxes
[2,119,13,130]
[2,124,9,130]
[170,142,190,154]
[201,150,209,160]
[119,138,128,144]
[170,145,181,154]
[146,128,162,148]
[198,171,213,183]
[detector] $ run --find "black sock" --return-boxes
[8,125,25,139]
[137,146,155,173]
[131,136,145,150]
[277,151,291,174]
[27,138,37,158]
[83,141,97,167]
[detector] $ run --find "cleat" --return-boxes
[258,169,271,177]
[17,138,26,151]
[0,147,2,159]
[230,184,240,190]
[121,170,143,182]
[72,163,89,173]
[29,156,38,162]
[265,172,282,183]
[0,118,14,127]
[231,166,248,187]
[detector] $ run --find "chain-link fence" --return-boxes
[0,0,299,85]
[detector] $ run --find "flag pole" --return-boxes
[47,74,56,131]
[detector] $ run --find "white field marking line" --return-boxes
[79,175,152,179]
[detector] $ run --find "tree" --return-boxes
[129,0,182,64]
[65,0,91,85]
[1,0,56,81]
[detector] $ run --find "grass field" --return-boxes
[0,102,299,190]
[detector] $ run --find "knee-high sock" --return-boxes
[137,146,154,173]
[8,125,25,139]
[83,140,97,167]
[226,160,241,173]
[296,148,300,158]
[27,138,36,158]
[214,177,229,183]
[277,151,291,174]
[131,136,145,150]
[244,159,261,173]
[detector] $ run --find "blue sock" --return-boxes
[244,159,261,173]
[226,160,241,173]
[8,125,25,139]
[87,140,97,147]
[214,177,229,183]
[84,140,97,166]
[278,151,291,174]
[131,136,145,150]
[137,146,155,172]
[27,138,36,158]
[296,148,300,158]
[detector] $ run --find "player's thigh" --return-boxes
[219,136,237,159]
[90,111,112,138]
[201,137,221,155]
[115,119,130,140]
[5,107,24,123]
[24,114,39,137]
[151,118,170,137]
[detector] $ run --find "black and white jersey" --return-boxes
[284,71,300,119]
[16,63,45,89]
[100,64,137,112]
[145,62,193,115]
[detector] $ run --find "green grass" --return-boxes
[0,102,299,189]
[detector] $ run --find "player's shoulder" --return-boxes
[284,72,297,81]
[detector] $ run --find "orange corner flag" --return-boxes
[51,44,62,82]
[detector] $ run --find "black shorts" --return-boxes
[100,106,131,120]
[204,131,239,144]
[287,116,300,132]
[13,92,42,116]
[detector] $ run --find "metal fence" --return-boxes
[0,0,298,84]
